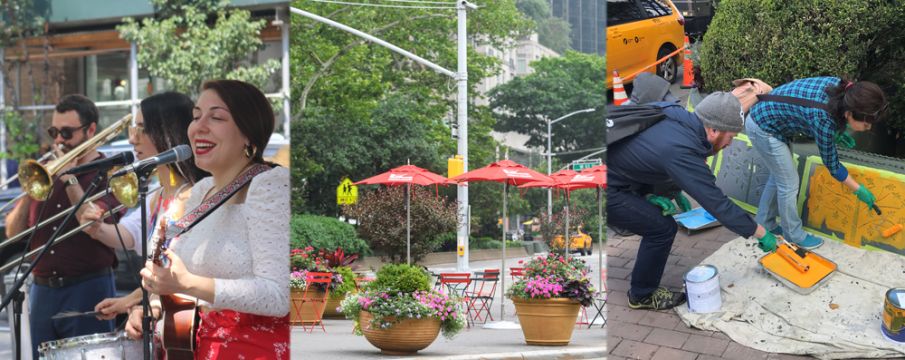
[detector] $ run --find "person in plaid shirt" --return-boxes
[747,77,887,249]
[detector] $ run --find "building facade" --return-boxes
[550,0,605,56]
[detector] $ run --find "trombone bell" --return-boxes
[18,160,52,201]
[108,170,138,208]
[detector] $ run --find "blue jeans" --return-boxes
[29,272,116,359]
[745,116,807,243]
[607,187,678,298]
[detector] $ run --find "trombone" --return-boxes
[0,113,140,254]
[0,145,62,214]
[18,113,137,204]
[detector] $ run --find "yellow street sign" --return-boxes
[337,178,358,205]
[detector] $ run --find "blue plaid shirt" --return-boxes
[749,77,848,181]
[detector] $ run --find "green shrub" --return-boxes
[469,236,522,250]
[367,264,431,294]
[700,1,905,131]
[290,214,371,256]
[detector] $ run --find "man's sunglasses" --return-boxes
[47,124,89,140]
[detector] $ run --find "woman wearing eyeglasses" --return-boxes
[79,92,209,320]
[746,77,887,249]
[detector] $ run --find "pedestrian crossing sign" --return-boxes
[337,178,358,205]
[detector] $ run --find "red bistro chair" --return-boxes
[466,269,500,324]
[297,272,333,333]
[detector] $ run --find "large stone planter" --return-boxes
[512,297,581,345]
[322,294,346,318]
[359,310,441,355]
[290,289,327,325]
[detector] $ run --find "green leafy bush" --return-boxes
[290,214,371,256]
[700,1,905,132]
[366,264,431,294]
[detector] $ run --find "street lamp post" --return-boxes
[546,108,597,218]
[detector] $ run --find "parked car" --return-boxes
[607,0,686,88]
[551,228,594,256]
[672,0,714,37]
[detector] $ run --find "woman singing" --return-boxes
[127,80,290,359]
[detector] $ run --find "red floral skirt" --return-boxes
[194,309,290,360]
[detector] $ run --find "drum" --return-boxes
[38,330,142,359]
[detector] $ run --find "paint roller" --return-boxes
[776,239,810,273]
[868,204,903,238]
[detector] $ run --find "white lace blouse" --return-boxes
[169,166,289,317]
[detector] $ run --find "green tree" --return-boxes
[291,0,533,217]
[117,0,280,96]
[0,0,50,160]
[489,51,605,164]
[516,0,571,54]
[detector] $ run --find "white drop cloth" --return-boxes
[675,237,905,359]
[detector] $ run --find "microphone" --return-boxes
[112,144,193,178]
[62,152,135,175]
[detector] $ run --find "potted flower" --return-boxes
[289,246,332,325]
[340,264,466,355]
[507,252,595,345]
[319,248,360,318]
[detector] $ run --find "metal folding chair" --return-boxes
[466,269,499,324]
[587,270,606,328]
[297,272,332,333]
[438,272,472,326]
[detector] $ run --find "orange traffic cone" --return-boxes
[612,70,629,106]
[680,36,695,89]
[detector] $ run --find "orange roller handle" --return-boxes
[882,224,903,238]
[776,244,810,273]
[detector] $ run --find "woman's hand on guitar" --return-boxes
[95,296,135,320]
[141,249,192,295]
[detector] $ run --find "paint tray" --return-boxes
[674,207,720,234]
[759,243,837,295]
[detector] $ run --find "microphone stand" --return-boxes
[0,171,105,359]
[136,168,154,360]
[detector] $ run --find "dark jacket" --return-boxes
[607,103,757,238]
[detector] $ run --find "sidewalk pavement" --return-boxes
[292,256,605,359]
[606,225,817,360]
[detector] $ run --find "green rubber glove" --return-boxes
[646,194,677,216]
[674,192,693,213]
[835,126,856,149]
[854,184,876,209]
[757,231,777,252]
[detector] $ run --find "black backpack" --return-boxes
[606,104,666,145]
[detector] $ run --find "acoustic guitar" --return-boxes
[150,221,199,360]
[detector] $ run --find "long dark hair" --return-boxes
[825,79,887,130]
[140,92,210,184]
[200,80,274,164]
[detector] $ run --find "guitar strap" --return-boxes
[164,163,272,241]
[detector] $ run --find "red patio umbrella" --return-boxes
[453,160,552,325]
[567,165,607,291]
[355,165,453,264]
[519,169,582,258]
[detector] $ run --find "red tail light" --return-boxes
[677,14,686,26]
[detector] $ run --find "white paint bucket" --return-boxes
[684,264,721,313]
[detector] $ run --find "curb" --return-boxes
[394,347,607,360]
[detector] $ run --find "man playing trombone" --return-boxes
[4,94,125,359]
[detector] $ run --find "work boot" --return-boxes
[628,287,687,310]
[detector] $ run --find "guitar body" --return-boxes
[160,294,199,360]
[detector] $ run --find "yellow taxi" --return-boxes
[606,0,686,89]
[551,228,594,256]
